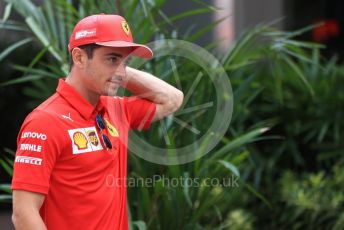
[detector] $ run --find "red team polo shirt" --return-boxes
[12,79,156,230]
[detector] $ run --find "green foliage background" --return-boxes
[1,0,344,229]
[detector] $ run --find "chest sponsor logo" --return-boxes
[68,127,103,154]
[105,119,119,137]
[15,156,42,166]
[86,130,99,147]
[73,132,88,150]
[20,144,42,153]
[21,132,47,140]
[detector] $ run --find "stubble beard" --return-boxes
[104,83,120,97]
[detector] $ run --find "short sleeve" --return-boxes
[12,112,61,195]
[123,96,156,130]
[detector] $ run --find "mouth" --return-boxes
[108,78,122,85]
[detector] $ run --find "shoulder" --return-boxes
[100,95,126,110]
[20,110,58,138]
[20,93,66,132]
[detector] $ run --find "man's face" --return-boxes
[82,46,132,96]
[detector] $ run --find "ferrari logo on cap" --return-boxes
[121,21,131,36]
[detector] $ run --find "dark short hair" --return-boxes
[69,43,102,71]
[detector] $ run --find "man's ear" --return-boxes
[71,48,87,68]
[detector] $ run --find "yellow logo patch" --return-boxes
[121,21,131,36]
[68,127,104,154]
[87,130,99,147]
[73,131,88,150]
[105,119,119,137]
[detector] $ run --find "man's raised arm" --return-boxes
[123,67,184,121]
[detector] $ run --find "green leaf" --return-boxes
[24,45,50,75]
[190,0,220,11]
[283,39,324,49]
[243,182,272,208]
[132,220,146,230]
[0,75,43,87]
[0,184,12,193]
[218,160,240,177]
[4,148,15,156]
[284,23,322,39]
[211,127,269,160]
[25,16,62,62]
[126,0,140,19]
[222,27,258,65]
[281,47,315,64]
[0,194,12,201]
[282,54,314,96]
[5,0,41,22]
[0,37,32,62]
[2,3,12,22]
[0,20,27,31]
[158,8,213,27]
[187,17,226,42]
[0,158,13,176]
[45,0,57,38]
[270,58,284,104]
[183,172,193,208]
[12,64,60,79]
[317,122,329,143]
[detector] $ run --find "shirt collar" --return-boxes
[56,79,104,119]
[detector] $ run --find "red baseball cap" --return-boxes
[68,14,153,59]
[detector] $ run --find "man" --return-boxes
[11,14,183,230]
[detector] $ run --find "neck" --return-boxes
[65,72,99,107]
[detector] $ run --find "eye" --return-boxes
[108,57,118,63]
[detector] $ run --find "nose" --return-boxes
[114,61,126,79]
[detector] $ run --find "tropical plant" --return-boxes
[0,1,266,229]
[0,148,13,202]
[1,0,343,229]
[215,21,344,229]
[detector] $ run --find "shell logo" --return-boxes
[73,131,88,150]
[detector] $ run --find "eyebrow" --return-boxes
[104,52,123,58]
